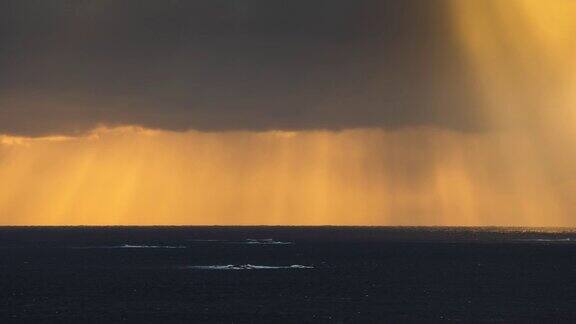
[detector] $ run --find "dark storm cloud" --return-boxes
[0,0,482,136]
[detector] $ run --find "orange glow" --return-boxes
[0,127,571,226]
[1,1,576,226]
[449,0,576,129]
[447,0,576,226]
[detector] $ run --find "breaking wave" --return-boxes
[70,244,186,249]
[186,238,293,245]
[187,239,224,242]
[187,264,313,270]
[515,238,574,243]
[116,244,186,249]
[242,239,292,245]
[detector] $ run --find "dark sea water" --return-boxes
[1,227,576,323]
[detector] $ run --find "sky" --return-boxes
[1,0,575,225]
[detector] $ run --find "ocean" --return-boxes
[1,226,576,322]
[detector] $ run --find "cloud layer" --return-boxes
[0,0,483,136]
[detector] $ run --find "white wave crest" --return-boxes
[70,244,186,249]
[516,238,574,243]
[187,264,313,270]
[186,238,292,245]
[243,239,292,245]
[117,244,186,249]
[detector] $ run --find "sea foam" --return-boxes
[187,264,313,270]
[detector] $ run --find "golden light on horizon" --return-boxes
[1,1,576,226]
[0,127,570,226]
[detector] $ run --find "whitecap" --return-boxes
[186,238,292,245]
[186,239,224,242]
[70,244,186,249]
[116,244,186,249]
[242,239,292,245]
[187,264,313,270]
[515,238,574,243]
